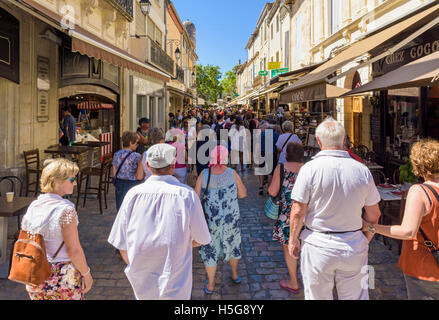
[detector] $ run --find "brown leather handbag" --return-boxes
[8,230,64,287]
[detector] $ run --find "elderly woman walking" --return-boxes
[113,131,141,211]
[268,142,304,294]
[363,139,439,300]
[195,146,247,294]
[21,159,93,300]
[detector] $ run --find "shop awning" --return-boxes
[280,3,439,102]
[77,102,114,110]
[17,0,170,82]
[342,51,439,96]
[280,83,350,104]
[70,30,170,83]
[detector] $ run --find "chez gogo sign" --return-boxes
[373,36,439,76]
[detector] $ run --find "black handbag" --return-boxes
[419,184,439,266]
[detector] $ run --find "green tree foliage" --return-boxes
[221,69,237,98]
[196,64,223,103]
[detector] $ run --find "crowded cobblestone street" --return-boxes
[0,169,408,300]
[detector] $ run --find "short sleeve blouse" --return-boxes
[112,150,141,181]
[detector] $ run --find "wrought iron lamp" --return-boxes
[139,0,151,15]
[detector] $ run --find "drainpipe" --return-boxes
[164,0,168,130]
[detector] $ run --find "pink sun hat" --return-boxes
[209,145,229,168]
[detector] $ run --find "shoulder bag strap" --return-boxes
[52,241,65,259]
[281,133,293,151]
[203,168,212,200]
[115,151,133,179]
[418,184,438,250]
[276,163,285,199]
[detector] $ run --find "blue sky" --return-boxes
[172,0,269,79]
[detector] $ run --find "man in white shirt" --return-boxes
[288,117,381,300]
[108,143,211,300]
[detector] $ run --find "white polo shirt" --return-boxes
[108,175,211,300]
[291,150,381,251]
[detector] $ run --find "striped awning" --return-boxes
[77,102,114,110]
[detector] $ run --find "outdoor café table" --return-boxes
[44,145,90,161]
[0,196,36,278]
[376,185,403,243]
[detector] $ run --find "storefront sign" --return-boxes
[37,57,50,122]
[37,56,50,90]
[259,70,268,76]
[271,68,289,77]
[268,62,281,70]
[373,29,439,77]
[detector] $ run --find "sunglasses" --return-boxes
[66,177,77,183]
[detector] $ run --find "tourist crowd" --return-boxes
[12,106,439,301]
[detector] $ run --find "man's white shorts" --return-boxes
[300,241,369,300]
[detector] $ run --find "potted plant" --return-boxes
[399,160,417,189]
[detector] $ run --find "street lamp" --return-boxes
[139,0,151,15]
[174,47,181,61]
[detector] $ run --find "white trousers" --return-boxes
[300,241,369,300]
[173,167,187,184]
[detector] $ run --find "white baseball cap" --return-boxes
[145,143,176,169]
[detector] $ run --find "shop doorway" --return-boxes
[58,91,119,163]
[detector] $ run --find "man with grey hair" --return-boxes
[288,117,381,300]
[108,143,211,299]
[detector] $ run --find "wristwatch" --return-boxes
[367,224,377,234]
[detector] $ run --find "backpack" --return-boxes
[8,230,64,286]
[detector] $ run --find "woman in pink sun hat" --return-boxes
[195,145,247,295]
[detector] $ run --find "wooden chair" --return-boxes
[76,154,112,215]
[23,149,42,196]
[382,189,408,254]
[0,175,23,235]
[370,169,386,186]
[102,154,113,195]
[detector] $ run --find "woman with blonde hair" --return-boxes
[21,158,93,300]
[363,139,439,299]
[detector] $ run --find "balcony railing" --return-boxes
[106,0,133,21]
[150,39,175,75]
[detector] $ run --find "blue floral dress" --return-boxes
[198,167,242,267]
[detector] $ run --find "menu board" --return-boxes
[370,112,382,153]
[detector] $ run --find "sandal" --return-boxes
[231,275,241,284]
[258,187,264,195]
[204,280,214,295]
[279,279,299,294]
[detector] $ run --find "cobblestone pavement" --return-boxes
[0,169,407,300]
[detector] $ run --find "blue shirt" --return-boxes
[112,150,141,181]
[63,115,76,142]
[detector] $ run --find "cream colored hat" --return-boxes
[145,143,176,169]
